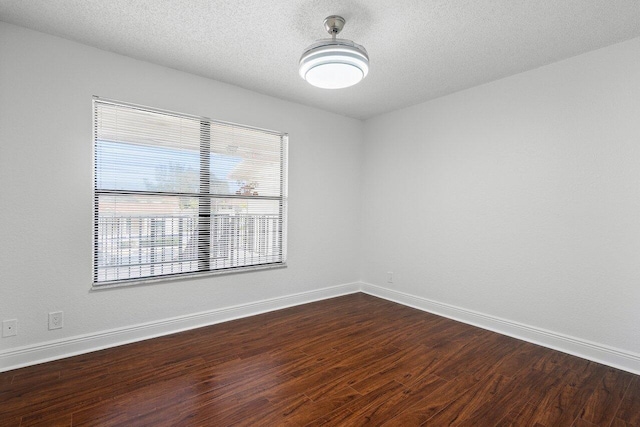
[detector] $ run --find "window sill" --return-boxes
[90,262,287,291]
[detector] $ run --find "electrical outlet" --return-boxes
[2,319,17,337]
[49,311,63,330]
[387,271,394,284]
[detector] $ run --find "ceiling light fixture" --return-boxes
[299,15,369,89]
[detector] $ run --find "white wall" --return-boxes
[362,37,640,357]
[0,22,363,358]
[2,19,639,373]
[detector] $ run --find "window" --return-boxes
[93,98,287,287]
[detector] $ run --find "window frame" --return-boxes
[91,97,288,289]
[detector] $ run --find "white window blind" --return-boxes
[93,98,287,286]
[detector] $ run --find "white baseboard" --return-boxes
[360,282,640,375]
[3,281,639,375]
[0,282,360,372]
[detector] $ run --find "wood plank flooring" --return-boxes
[1,293,638,426]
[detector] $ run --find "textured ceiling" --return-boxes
[2,0,640,119]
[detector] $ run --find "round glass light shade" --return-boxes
[299,39,369,89]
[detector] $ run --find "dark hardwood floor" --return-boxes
[1,293,638,426]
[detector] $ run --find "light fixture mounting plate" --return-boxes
[324,15,346,35]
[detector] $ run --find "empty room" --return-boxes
[1,1,639,425]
